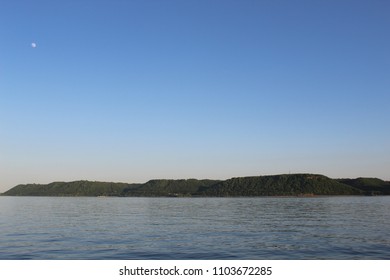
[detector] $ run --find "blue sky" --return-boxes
[1,0,389,191]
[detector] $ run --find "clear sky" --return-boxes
[1,0,389,191]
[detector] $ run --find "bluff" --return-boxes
[197,174,362,196]
[337,177,390,195]
[2,174,376,197]
[2,181,139,197]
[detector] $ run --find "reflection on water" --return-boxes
[1,196,390,259]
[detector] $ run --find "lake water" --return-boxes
[1,196,389,259]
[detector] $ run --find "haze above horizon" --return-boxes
[1,0,389,192]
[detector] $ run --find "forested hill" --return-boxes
[197,174,361,196]
[2,174,389,197]
[336,177,390,195]
[1,181,139,197]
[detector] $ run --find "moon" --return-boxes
[31,42,37,48]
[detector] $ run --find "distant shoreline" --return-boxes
[2,174,390,197]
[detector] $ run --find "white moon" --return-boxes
[31,42,37,48]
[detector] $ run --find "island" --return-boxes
[2,174,390,197]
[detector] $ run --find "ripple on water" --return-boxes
[1,196,390,259]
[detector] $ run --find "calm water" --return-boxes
[1,196,390,259]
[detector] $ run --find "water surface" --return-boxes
[1,196,389,259]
